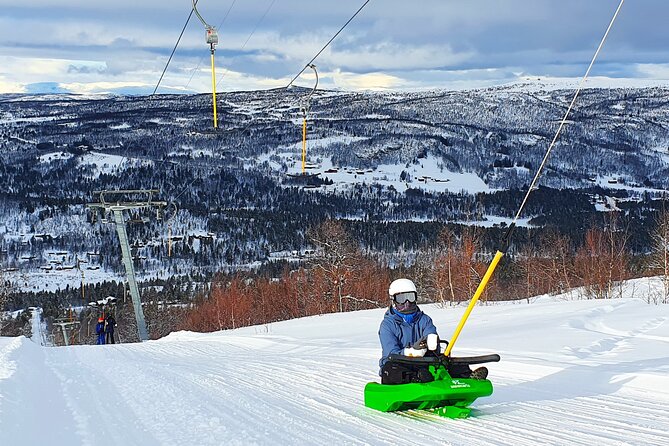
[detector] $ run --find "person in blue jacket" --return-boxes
[378,278,487,384]
[95,316,106,345]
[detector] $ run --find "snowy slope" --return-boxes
[1,290,668,445]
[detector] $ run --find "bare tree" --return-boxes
[429,227,485,305]
[432,228,458,305]
[306,220,362,312]
[0,270,12,335]
[517,241,542,303]
[650,209,669,304]
[540,230,575,295]
[577,213,629,299]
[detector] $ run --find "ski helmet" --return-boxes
[389,278,417,297]
[389,278,418,314]
[98,317,104,322]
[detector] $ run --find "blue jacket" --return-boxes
[378,306,438,374]
[96,322,105,335]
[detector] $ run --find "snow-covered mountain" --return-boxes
[2,84,669,293]
[1,278,667,445]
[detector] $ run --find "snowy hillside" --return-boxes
[4,86,669,290]
[1,283,668,445]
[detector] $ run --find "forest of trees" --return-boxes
[3,87,669,341]
[179,212,669,335]
[3,209,668,343]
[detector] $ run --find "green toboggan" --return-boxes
[364,354,499,419]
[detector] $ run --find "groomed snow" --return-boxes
[1,281,668,445]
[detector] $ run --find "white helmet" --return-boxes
[388,278,417,298]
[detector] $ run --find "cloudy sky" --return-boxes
[0,0,667,94]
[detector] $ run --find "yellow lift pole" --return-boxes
[193,1,219,128]
[209,33,218,128]
[301,114,307,173]
[299,64,318,175]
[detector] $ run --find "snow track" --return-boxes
[1,297,668,445]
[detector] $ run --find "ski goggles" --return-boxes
[392,291,417,304]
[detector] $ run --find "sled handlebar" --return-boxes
[388,353,501,366]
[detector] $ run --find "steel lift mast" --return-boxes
[87,189,167,341]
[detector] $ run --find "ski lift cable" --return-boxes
[141,3,198,119]
[209,0,373,139]
[274,0,373,116]
[167,0,373,203]
[443,0,625,357]
[216,0,276,87]
[116,3,196,174]
[192,0,211,29]
[218,0,238,31]
[512,0,625,225]
[286,0,372,90]
[145,0,235,184]
[186,0,238,89]
[148,1,226,185]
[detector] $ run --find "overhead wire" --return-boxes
[119,2,198,173]
[167,0,374,204]
[511,0,625,224]
[214,0,374,141]
[143,2,198,115]
[443,0,626,356]
[146,0,238,189]
[141,2,203,186]
[286,0,372,89]
[216,0,277,86]
[186,0,238,89]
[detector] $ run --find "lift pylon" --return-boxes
[87,189,167,342]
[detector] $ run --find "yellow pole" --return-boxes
[211,49,218,128]
[168,224,172,258]
[444,250,504,356]
[301,117,307,174]
[81,270,85,306]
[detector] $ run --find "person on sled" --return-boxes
[95,316,106,345]
[378,278,488,384]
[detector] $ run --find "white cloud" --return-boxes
[0,77,25,93]
[1,1,668,93]
[634,63,669,79]
[330,70,404,91]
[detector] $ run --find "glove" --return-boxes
[412,336,428,350]
[427,334,439,351]
[403,347,427,357]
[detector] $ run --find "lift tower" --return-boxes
[87,190,167,341]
